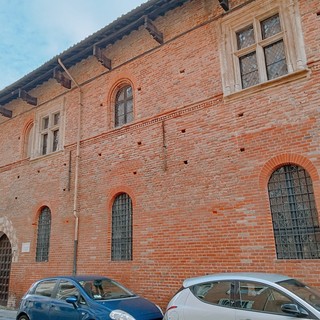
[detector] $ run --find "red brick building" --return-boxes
[0,0,319,310]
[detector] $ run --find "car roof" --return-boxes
[183,272,292,288]
[38,275,110,282]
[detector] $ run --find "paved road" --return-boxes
[0,308,17,320]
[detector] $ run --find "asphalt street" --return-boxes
[0,308,17,320]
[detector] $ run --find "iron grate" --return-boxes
[268,165,320,259]
[111,193,133,261]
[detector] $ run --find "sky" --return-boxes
[0,0,147,90]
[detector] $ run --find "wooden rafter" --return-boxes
[0,107,12,118]
[218,0,229,11]
[18,89,37,106]
[53,68,71,89]
[144,16,163,44]
[93,45,112,70]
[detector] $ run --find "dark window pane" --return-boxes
[42,117,49,130]
[52,130,59,152]
[268,165,320,259]
[36,207,51,262]
[264,40,288,80]
[112,193,132,261]
[261,14,281,39]
[42,134,48,155]
[237,25,255,49]
[53,112,60,126]
[239,52,259,88]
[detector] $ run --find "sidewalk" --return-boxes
[0,308,17,320]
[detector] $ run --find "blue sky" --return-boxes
[0,0,147,90]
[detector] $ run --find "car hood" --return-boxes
[96,296,162,319]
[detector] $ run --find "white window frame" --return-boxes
[219,0,307,97]
[33,106,64,158]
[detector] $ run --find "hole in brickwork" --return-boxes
[133,171,137,175]
[238,112,244,117]
[137,87,142,91]
[98,153,102,156]
[184,160,188,164]
[137,141,142,145]
[180,69,185,74]
[181,129,186,133]
[240,148,245,152]
[17,176,20,179]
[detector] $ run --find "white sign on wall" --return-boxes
[21,242,30,253]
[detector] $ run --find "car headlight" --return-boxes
[109,309,136,320]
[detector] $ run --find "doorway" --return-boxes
[0,234,12,306]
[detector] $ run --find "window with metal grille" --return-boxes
[115,86,133,127]
[0,234,12,306]
[236,13,287,89]
[268,165,320,259]
[111,193,132,261]
[36,207,51,262]
[220,0,307,95]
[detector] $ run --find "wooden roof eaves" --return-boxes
[0,0,191,107]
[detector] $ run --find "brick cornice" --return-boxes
[259,153,319,189]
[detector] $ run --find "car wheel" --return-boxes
[18,315,30,320]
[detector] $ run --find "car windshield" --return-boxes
[278,279,320,311]
[79,278,135,300]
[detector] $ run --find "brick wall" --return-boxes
[0,0,319,310]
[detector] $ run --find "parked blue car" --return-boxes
[16,275,163,320]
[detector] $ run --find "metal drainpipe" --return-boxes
[58,58,82,276]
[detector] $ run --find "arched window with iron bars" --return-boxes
[36,206,51,262]
[111,193,132,261]
[268,164,320,259]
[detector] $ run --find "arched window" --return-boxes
[23,122,34,158]
[111,193,132,261]
[268,164,320,259]
[36,206,51,262]
[115,85,133,127]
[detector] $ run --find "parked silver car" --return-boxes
[163,272,320,320]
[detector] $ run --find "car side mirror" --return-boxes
[66,296,78,308]
[281,303,309,317]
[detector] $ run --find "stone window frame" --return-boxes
[219,0,307,97]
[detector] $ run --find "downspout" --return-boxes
[58,58,82,276]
